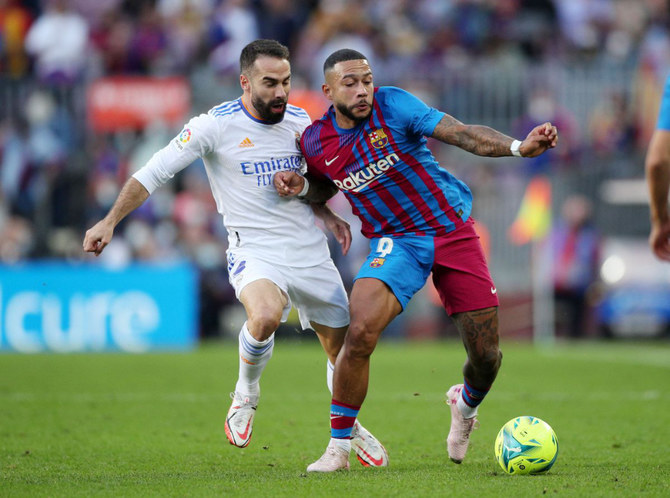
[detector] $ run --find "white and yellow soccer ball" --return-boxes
[494,416,558,475]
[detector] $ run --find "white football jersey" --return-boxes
[133,98,330,267]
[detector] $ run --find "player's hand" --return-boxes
[274,171,305,197]
[520,122,558,158]
[83,220,114,256]
[650,218,670,262]
[322,211,352,256]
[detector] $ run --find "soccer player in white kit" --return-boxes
[83,39,388,468]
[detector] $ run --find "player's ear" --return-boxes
[240,73,250,92]
[322,83,333,101]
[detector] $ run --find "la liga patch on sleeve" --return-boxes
[173,128,192,151]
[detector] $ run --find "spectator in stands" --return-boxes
[208,0,259,75]
[514,88,580,173]
[24,0,89,85]
[550,195,601,338]
[588,91,636,157]
[0,0,34,79]
[0,211,34,263]
[127,3,168,74]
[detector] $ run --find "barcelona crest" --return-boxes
[370,257,385,268]
[369,129,388,149]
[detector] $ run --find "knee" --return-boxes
[344,321,379,359]
[247,308,282,340]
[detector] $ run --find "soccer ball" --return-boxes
[494,416,558,475]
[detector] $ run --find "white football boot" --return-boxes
[351,421,389,467]
[225,392,259,448]
[306,440,351,472]
[446,384,478,463]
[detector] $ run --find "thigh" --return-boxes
[229,252,291,326]
[432,219,499,315]
[349,277,403,338]
[239,278,288,321]
[288,259,350,330]
[355,236,434,310]
[228,251,288,301]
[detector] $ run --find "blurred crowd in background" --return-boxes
[1,0,669,339]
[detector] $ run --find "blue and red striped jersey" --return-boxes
[301,86,472,239]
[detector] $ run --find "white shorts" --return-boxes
[227,250,350,330]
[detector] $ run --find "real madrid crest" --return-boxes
[368,129,388,149]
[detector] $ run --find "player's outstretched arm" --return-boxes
[645,130,670,261]
[311,203,351,255]
[83,178,150,257]
[273,171,339,203]
[431,115,558,158]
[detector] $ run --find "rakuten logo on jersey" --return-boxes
[333,153,399,192]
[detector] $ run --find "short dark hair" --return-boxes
[323,49,368,74]
[240,39,290,74]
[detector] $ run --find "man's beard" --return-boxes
[336,101,372,125]
[252,95,287,123]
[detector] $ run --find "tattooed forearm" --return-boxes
[460,125,515,156]
[431,115,514,157]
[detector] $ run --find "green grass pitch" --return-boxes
[2,339,669,496]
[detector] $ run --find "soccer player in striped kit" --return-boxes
[275,49,558,472]
[83,40,388,468]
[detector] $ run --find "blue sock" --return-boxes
[462,379,490,408]
[330,399,360,439]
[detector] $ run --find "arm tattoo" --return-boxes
[432,115,514,157]
[302,173,339,203]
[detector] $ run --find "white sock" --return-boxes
[330,437,351,452]
[326,360,335,395]
[235,322,274,396]
[457,395,478,419]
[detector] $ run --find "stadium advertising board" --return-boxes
[87,76,190,132]
[0,263,197,353]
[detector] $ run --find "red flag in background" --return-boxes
[508,176,552,245]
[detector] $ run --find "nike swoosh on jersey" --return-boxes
[491,287,497,294]
[325,156,339,166]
